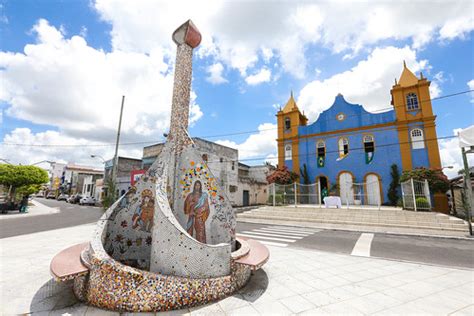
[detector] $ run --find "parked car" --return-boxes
[46,192,56,199]
[67,194,82,204]
[57,194,69,201]
[59,194,69,201]
[79,196,96,206]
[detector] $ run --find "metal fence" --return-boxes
[268,181,381,209]
[340,181,381,209]
[401,178,431,211]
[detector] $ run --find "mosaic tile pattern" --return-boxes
[84,254,251,312]
[169,43,194,153]
[75,20,254,312]
[73,274,88,301]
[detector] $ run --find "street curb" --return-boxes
[237,218,474,241]
[288,243,474,272]
[0,199,60,220]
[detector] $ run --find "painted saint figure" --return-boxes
[132,189,154,232]
[184,180,210,243]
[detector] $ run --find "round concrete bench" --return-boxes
[50,242,89,282]
[234,238,270,271]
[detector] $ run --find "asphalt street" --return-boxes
[237,222,474,269]
[1,199,473,269]
[0,198,103,238]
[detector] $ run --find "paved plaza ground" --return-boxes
[1,223,473,315]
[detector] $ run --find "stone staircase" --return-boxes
[237,206,471,237]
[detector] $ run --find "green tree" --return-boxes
[0,165,49,201]
[101,179,118,210]
[16,184,43,197]
[400,167,450,193]
[299,164,310,203]
[388,164,400,206]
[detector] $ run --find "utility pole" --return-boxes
[461,146,473,235]
[112,96,125,197]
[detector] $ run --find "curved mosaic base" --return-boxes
[76,254,251,312]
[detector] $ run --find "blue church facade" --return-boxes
[276,64,443,207]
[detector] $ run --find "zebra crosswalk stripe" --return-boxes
[261,226,319,233]
[241,230,304,239]
[236,225,319,247]
[257,228,313,236]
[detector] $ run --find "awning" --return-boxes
[458,125,474,148]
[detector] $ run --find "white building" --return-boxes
[236,163,273,206]
[62,164,103,196]
[142,138,272,207]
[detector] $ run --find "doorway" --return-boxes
[366,174,381,206]
[243,190,250,206]
[318,176,328,203]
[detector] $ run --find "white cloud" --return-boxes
[439,16,474,40]
[297,46,432,121]
[0,19,202,146]
[245,68,271,86]
[206,62,227,84]
[215,123,277,163]
[93,1,473,80]
[468,80,474,103]
[0,128,142,167]
[439,128,474,179]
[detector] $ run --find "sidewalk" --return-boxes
[0,199,60,220]
[1,224,472,315]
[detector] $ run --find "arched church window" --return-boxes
[411,128,425,149]
[363,135,375,164]
[284,117,291,130]
[285,144,292,160]
[406,93,419,110]
[338,137,349,158]
[317,140,326,167]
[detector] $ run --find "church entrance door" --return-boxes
[366,174,381,206]
[339,172,354,205]
[318,176,328,203]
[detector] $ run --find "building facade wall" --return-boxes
[142,138,239,205]
[277,67,442,207]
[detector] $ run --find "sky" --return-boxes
[0,0,473,178]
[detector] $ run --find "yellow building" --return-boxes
[276,64,447,211]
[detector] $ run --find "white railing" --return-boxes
[268,181,382,209]
[401,178,431,211]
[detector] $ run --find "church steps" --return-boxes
[241,210,465,224]
[238,214,468,232]
[247,207,465,223]
[237,207,469,235]
[239,214,467,230]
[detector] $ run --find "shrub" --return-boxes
[388,164,400,206]
[396,198,403,207]
[266,166,299,185]
[415,197,430,208]
[400,167,449,193]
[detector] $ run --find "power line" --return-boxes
[1,89,471,148]
[205,134,458,164]
[202,89,473,139]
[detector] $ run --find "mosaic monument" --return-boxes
[53,20,268,312]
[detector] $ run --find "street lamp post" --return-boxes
[31,160,54,166]
[461,147,473,236]
[90,155,106,164]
